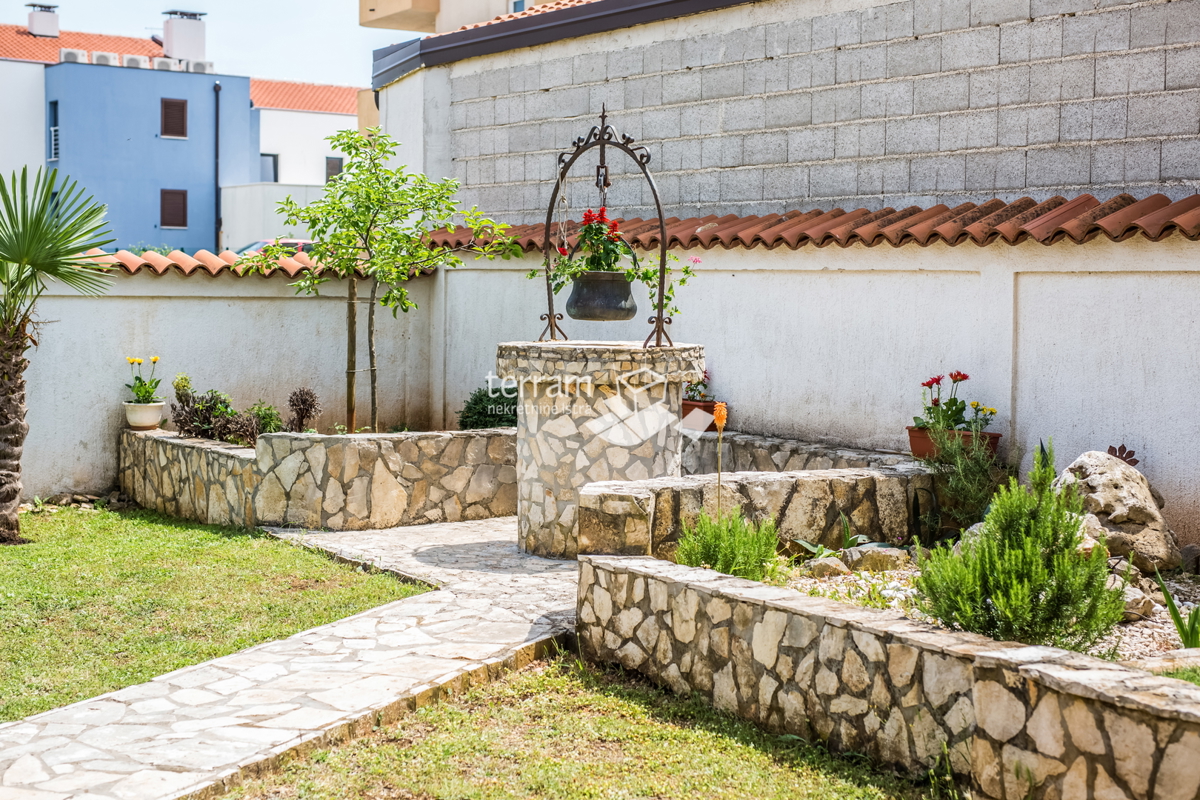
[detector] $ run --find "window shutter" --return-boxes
[325,157,343,183]
[161,190,187,228]
[161,99,187,137]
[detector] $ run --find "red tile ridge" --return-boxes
[900,203,976,246]
[931,199,1008,245]
[1172,204,1200,240]
[855,205,933,246]
[776,209,847,248]
[964,197,1039,246]
[759,209,828,249]
[166,250,203,275]
[991,196,1069,244]
[1018,195,1099,244]
[1051,194,1138,244]
[1095,195,1172,241]
[821,208,895,247]
[138,251,176,275]
[190,250,228,275]
[722,214,784,248]
[110,250,149,273]
[1132,196,1200,241]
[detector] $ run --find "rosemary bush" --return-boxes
[920,424,1012,533]
[914,442,1124,652]
[458,386,517,429]
[676,512,786,583]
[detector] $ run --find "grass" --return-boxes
[0,507,423,721]
[1162,666,1200,687]
[226,656,927,800]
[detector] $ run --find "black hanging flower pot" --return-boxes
[565,271,637,321]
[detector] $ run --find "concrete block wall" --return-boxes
[433,0,1200,222]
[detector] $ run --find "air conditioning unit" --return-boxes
[123,54,150,69]
[91,51,118,67]
[188,61,214,74]
[58,48,88,64]
[152,57,185,71]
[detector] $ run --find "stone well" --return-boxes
[496,341,704,559]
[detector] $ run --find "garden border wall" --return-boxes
[579,556,1200,800]
[118,428,517,530]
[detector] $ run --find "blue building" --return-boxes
[44,62,257,253]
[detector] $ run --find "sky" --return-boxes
[1,0,422,87]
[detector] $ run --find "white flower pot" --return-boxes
[124,401,165,431]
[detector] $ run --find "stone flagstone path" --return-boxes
[0,517,577,800]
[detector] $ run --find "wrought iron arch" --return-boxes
[538,109,673,347]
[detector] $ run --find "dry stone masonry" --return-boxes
[119,428,516,531]
[681,430,918,475]
[496,341,704,559]
[578,465,930,559]
[580,556,1200,800]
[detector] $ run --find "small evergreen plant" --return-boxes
[914,442,1124,652]
[920,423,1012,533]
[458,386,517,429]
[676,512,786,583]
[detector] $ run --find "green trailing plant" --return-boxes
[0,167,113,544]
[919,423,1012,533]
[249,401,284,435]
[914,441,1124,652]
[1156,569,1200,649]
[458,385,517,429]
[676,511,787,583]
[124,356,162,403]
[240,127,517,432]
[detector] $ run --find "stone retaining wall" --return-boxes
[681,431,917,476]
[578,465,931,559]
[579,556,1200,800]
[119,428,516,530]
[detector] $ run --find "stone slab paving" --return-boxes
[0,517,577,800]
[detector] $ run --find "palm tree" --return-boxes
[0,168,113,544]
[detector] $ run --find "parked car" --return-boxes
[234,238,314,255]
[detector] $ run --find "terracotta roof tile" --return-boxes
[430,193,1200,254]
[83,248,420,280]
[0,23,162,63]
[435,0,602,36]
[250,79,361,115]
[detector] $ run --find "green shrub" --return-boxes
[919,424,1012,534]
[458,385,517,429]
[676,512,786,583]
[914,442,1124,652]
[250,401,284,435]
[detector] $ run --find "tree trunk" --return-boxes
[346,273,357,431]
[0,325,30,545]
[368,279,378,433]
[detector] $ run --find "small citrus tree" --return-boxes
[0,168,113,544]
[242,128,518,431]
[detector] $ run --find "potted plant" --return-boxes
[683,369,722,432]
[124,356,165,430]
[907,371,1000,459]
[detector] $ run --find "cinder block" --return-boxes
[971,0,1029,27]
[1128,91,1200,137]
[787,126,836,160]
[860,120,886,156]
[832,85,861,121]
[1031,0,1092,16]
[1090,98,1127,141]
[549,85,590,119]
[662,71,702,105]
[835,123,862,158]
[861,5,889,44]
[763,164,808,201]
[624,75,662,109]
[888,1,916,39]
[451,73,481,101]
[1027,104,1060,145]
[812,11,861,50]
[884,79,916,116]
[643,107,681,140]
[765,21,790,58]
[887,36,941,78]
[1166,0,1200,46]
[680,102,722,136]
[966,109,1000,148]
[701,135,743,168]
[701,65,745,100]
[857,160,884,195]
[1130,4,1168,49]
[970,70,998,108]
[721,168,765,202]
[766,92,812,128]
[914,73,970,113]
[810,162,858,198]
[1029,17,1063,60]
[999,23,1030,65]
[997,106,1029,146]
[1026,146,1089,187]
[811,51,836,87]
[913,0,940,36]
[700,32,727,68]
[995,64,1030,105]
[836,48,861,84]
[1090,144,1125,184]
[480,66,512,96]
[787,18,814,54]
[859,44,887,81]
[1125,140,1162,182]
[758,60,788,94]
[939,113,969,151]
[811,88,836,125]
[885,115,941,154]
[681,36,704,69]
[910,154,965,192]
[723,97,766,131]
[608,48,645,80]
[642,41,673,74]
[882,157,912,193]
[1062,10,1130,56]
[1058,101,1092,142]
[941,27,1000,71]
[965,152,998,191]
[743,131,787,164]
[1166,47,1200,92]
[589,82,624,114]
[787,54,813,89]
[1096,51,1165,96]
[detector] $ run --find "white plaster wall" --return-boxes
[0,60,46,178]
[221,183,325,251]
[380,65,453,180]
[25,271,432,499]
[257,108,356,186]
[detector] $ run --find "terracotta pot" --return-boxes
[124,401,165,431]
[564,271,637,321]
[682,399,720,432]
[907,426,1001,460]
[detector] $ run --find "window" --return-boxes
[260,154,279,183]
[325,157,343,183]
[161,98,187,138]
[507,0,527,11]
[160,189,188,229]
[48,101,59,161]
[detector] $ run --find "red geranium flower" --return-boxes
[949,371,969,383]
[921,375,944,388]
[931,397,940,406]
[557,246,569,256]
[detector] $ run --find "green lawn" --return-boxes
[0,508,423,721]
[1163,666,1200,687]
[227,657,929,800]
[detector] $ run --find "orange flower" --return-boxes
[713,401,727,432]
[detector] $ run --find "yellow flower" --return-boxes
[135,358,143,364]
[150,356,159,363]
[126,357,134,364]
[970,400,980,408]
[986,407,996,415]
